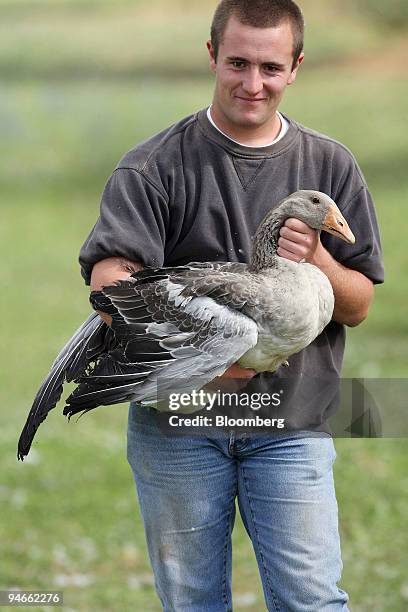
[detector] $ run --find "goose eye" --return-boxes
[312,197,320,204]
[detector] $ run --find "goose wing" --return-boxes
[17,312,115,460]
[64,264,259,415]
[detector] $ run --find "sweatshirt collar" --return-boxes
[197,107,299,159]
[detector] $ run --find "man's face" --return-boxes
[207,16,303,139]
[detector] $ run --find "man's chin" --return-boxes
[228,106,274,126]
[232,114,270,129]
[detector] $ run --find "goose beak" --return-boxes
[322,204,355,244]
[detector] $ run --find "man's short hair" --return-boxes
[211,0,305,69]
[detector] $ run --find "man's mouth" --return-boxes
[235,96,266,103]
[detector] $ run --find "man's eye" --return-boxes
[231,61,246,69]
[264,65,279,73]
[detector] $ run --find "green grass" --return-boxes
[1,1,408,610]
[335,439,408,611]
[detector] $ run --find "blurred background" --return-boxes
[1,0,407,610]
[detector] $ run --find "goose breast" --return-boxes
[238,259,334,371]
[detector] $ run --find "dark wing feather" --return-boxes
[17,313,113,460]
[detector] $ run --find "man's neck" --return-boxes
[209,106,282,147]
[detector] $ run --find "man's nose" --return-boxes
[242,67,264,95]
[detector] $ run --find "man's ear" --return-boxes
[287,52,304,85]
[207,40,217,73]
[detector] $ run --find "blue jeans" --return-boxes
[127,403,349,611]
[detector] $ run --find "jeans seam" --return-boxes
[222,505,234,612]
[241,465,281,612]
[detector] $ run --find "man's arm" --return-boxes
[90,256,143,325]
[309,243,373,326]
[278,219,374,327]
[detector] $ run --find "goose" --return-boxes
[17,190,355,460]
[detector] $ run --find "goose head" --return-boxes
[250,190,355,272]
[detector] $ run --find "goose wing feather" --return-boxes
[17,312,114,460]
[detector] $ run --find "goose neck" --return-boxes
[249,212,287,272]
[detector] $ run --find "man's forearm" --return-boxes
[90,256,143,325]
[311,243,374,327]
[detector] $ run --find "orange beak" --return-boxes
[322,203,355,244]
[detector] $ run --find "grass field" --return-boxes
[1,1,408,610]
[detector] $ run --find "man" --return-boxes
[79,1,384,609]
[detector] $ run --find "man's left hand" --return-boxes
[277,218,319,263]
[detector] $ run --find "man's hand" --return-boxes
[204,363,257,393]
[221,364,257,379]
[278,218,319,263]
[278,218,374,327]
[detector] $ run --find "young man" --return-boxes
[80,1,383,609]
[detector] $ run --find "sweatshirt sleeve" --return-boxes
[79,168,169,285]
[321,153,384,285]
